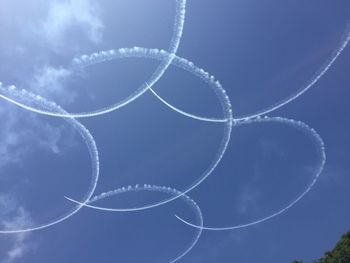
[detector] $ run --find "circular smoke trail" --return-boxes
[0,84,100,234]
[86,184,203,263]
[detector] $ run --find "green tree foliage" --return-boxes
[293,231,350,263]
[316,231,350,263]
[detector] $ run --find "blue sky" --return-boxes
[0,0,350,262]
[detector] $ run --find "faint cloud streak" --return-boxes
[40,0,104,51]
[0,196,36,263]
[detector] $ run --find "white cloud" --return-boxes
[40,0,104,50]
[0,90,79,261]
[0,1,100,260]
[0,100,76,169]
[29,65,76,104]
[0,196,35,263]
[27,0,105,103]
[1,0,105,106]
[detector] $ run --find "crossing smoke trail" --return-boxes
[175,116,326,231]
[73,22,350,122]
[0,83,100,234]
[86,185,203,263]
[66,115,326,230]
[72,47,233,122]
[6,17,347,122]
[0,0,187,118]
[1,21,348,122]
[0,2,347,261]
[65,48,234,212]
[0,36,340,231]
[65,45,328,220]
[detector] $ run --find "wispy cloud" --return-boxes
[39,0,104,51]
[0,196,36,263]
[29,0,105,103]
[0,2,103,259]
[234,185,261,216]
[29,65,76,104]
[0,104,66,168]
[0,101,75,261]
[1,0,105,105]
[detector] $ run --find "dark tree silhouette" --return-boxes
[293,231,350,263]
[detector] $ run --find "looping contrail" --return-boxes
[65,48,234,212]
[77,184,203,263]
[0,2,348,262]
[0,0,187,118]
[175,116,326,230]
[0,83,100,234]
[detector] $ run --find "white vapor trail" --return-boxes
[74,21,350,122]
[1,20,347,123]
[1,19,348,122]
[235,23,350,121]
[65,48,234,212]
[72,185,203,263]
[73,22,350,122]
[0,0,187,118]
[175,116,326,230]
[0,2,343,250]
[0,84,100,234]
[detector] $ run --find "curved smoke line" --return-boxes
[80,22,350,123]
[0,0,187,118]
[0,84,100,234]
[86,185,203,263]
[2,19,348,121]
[235,23,350,121]
[175,116,326,230]
[65,48,234,211]
[0,3,342,254]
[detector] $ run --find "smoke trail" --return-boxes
[68,22,350,121]
[175,116,326,230]
[0,46,232,121]
[26,17,350,122]
[84,185,203,263]
[65,48,233,212]
[0,2,341,243]
[0,0,187,118]
[235,23,350,121]
[72,47,233,121]
[88,21,350,123]
[0,83,100,234]
[1,42,334,232]
[74,24,350,123]
[2,18,348,121]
